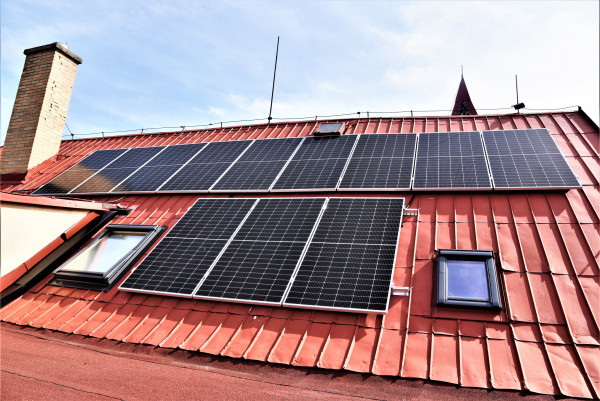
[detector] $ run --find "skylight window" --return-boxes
[53,224,164,290]
[436,249,501,309]
[313,122,345,136]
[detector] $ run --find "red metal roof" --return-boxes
[1,110,598,399]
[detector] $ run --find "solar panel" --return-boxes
[283,198,404,313]
[33,149,128,195]
[113,143,206,192]
[272,135,357,191]
[483,129,580,189]
[188,140,251,164]
[211,138,303,191]
[413,131,492,189]
[71,147,164,194]
[160,140,252,191]
[194,198,326,304]
[119,198,257,296]
[339,134,416,190]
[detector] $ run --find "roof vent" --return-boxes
[313,122,346,137]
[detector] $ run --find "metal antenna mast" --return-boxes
[512,74,525,113]
[268,36,280,123]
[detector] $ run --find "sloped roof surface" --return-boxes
[2,111,598,399]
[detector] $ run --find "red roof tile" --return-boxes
[2,111,599,399]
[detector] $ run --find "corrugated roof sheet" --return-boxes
[1,111,598,399]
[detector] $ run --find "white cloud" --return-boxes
[1,0,598,144]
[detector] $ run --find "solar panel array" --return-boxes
[120,197,404,313]
[33,129,580,195]
[195,198,325,304]
[483,129,580,189]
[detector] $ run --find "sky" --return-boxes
[1,1,598,143]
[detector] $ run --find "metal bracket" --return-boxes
[391,286,411,296]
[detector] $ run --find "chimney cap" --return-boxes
[23,42,82,65]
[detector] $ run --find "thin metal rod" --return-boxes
[515,74,520,113]
[268,36,280,123]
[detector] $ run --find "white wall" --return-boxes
[1,203,89,277]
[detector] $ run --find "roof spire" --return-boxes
[451,71,477,116]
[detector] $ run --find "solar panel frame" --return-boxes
[337,133,417,191]
[119,198,259,297]
[412,131,493,191]
[192,197,328,306]
[482,128,581,190]
[282,197,404,314]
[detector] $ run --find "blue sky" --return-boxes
[1,1,598,143]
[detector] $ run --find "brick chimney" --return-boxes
[1,42,82,178]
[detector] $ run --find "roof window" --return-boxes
[436,249,501,309]
[52,224,164,290]
[313,122,345,136]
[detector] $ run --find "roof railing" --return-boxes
[58,105,581,141]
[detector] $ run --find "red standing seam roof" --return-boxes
[1,111,598,399]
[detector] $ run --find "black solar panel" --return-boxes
[120,198,256,296]
[33,149,128,195]
[106,146,163,168]
[145,143,206,167]
[339,134,416,190]
[272,136,357,191]
[284,198,404,313]
[194,198,326,304]
[413,131,492,189]
[112,165,184,192]
[160,162,232,191]
[232,137,303,162]
[114,143,206,192]
[211,138,302,191]
[188,140,251,164]
[483,129,580,189]
[160,141,252,191]
[211,161,288,191]
[71,147,164,193]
